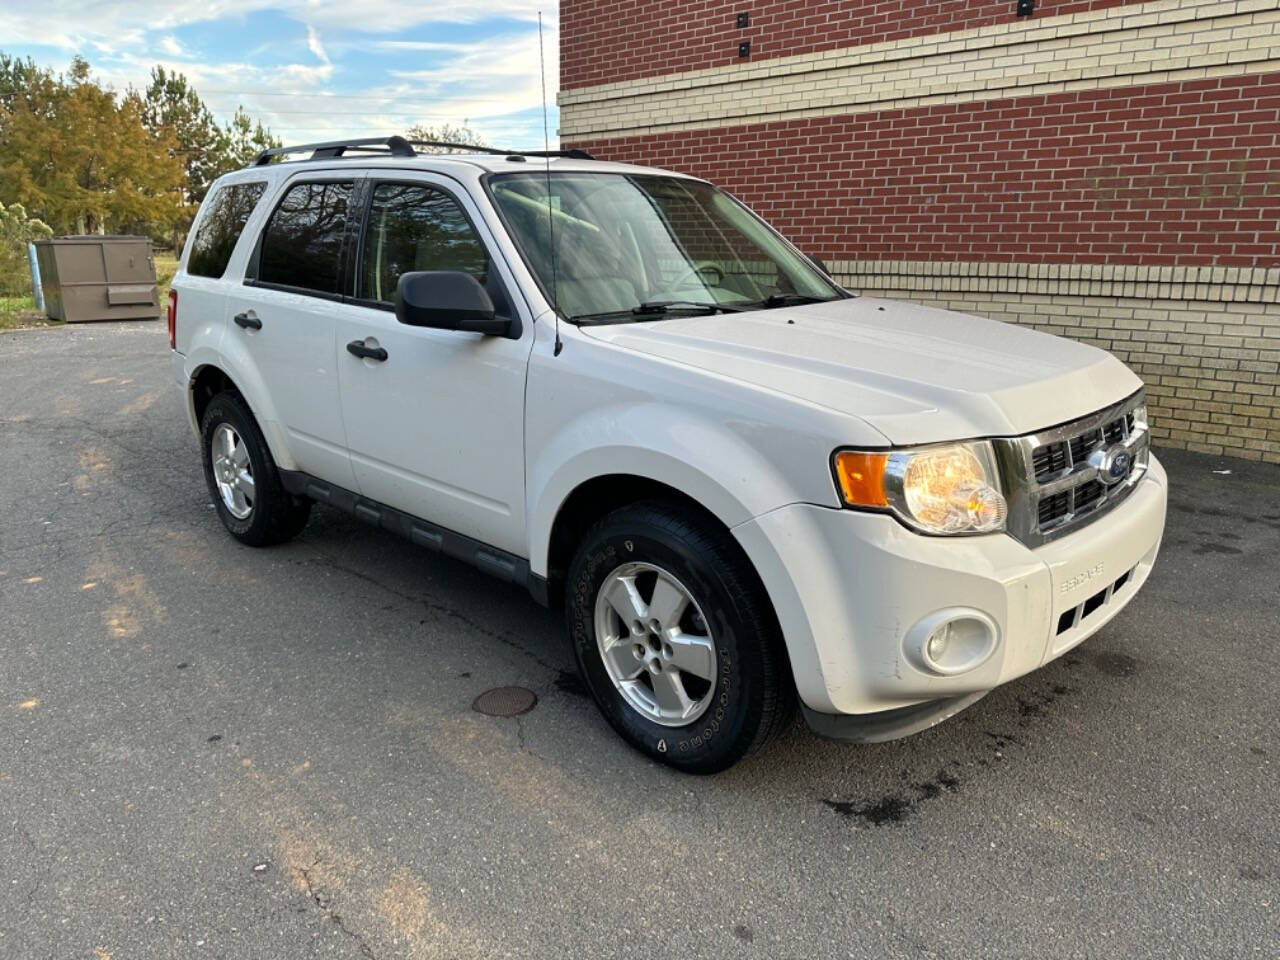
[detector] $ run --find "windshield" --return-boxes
[487,172,843,322]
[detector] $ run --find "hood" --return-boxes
[579,297,1142,445]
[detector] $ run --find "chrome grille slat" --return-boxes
[994,391,1149,548]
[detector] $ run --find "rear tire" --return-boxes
[565,501,794,774]
[201,391,310,546]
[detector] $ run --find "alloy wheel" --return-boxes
[211,422,255,520]
[593,561,718,726]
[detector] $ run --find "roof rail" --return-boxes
[253,135,595,166]
[253,136,416,166]
[405,140,595,161]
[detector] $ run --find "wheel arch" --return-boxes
[543,474,731,610]
[187,361,297,471]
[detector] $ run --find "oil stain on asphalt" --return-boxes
[822,767,963,826]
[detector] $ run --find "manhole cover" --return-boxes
[472,686,537,717]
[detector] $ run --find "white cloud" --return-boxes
[159,35,186,57]
[305,24,330,65]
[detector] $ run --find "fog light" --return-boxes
[906,609,999,676]
[926,623,952,662]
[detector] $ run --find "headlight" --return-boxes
[833,441,1008,535]
[1132,399,1149,433]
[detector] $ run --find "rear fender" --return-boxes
[186,345,297,472]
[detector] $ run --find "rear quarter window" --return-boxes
[187,181,267,278]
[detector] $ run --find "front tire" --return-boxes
[200,391,310,546]
[565,501,794,773]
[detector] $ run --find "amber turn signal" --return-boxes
[833,451,889,508]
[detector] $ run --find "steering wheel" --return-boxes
[667,260,726,290]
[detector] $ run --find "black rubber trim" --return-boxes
[526,573,550,607]
[800,691,988,743]
[280,469,542,600]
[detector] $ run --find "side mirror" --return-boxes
[394,271,510,336]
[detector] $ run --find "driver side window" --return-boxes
[358,183,489,304]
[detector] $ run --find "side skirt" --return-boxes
[280,470,550,606]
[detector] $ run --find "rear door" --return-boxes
[224,176,358,489]
[333,174,533,555]
[174,178,269,355]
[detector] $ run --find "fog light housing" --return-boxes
[906,609,999,676]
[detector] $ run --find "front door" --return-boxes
[334,176,533,556]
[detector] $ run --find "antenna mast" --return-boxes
[538,11,563,357]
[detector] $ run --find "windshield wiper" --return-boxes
[633,300,745,315]
[573,301,743,325]
[751,293,831,309]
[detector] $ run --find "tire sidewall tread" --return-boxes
[566,500,793,774]
[200,392,309,547]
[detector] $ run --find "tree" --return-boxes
[141,69,281,203]
[224,106,280,169]
[0,200,52,295]
[142,65,225,204]
[0,56,187,236]
[0,54,46,107]
[406,123,488,153]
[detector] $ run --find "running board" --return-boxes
[280,470,548,604]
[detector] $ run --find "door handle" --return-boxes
[346,340,388,362]
[233,312,262,330]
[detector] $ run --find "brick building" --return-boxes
[558,0,1280,462]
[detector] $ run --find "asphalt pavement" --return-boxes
[1,320,1277,959]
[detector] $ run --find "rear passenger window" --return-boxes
[258,181,353,294]
[187,181,266,278]
[357,183,488,303]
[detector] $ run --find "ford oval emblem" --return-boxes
[1089,444,1132,485]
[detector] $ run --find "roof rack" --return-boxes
[405,140,595,161]
[253,135,594,166]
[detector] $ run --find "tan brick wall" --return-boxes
[833,261,1280,460]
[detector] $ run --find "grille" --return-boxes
[996,391,1149,548]
[1074,479,1105,511]
[1055,565,1138,635]
[1031,418,1128,484]
[1031,443,1068,477]
[1038,491,1070,526]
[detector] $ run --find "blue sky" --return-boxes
[0,0,560,149]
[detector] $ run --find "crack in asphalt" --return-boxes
[296,860,378,960]
[11,823,51,914]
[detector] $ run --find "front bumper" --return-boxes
[733,455,1167,720]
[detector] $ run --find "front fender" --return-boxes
[527,400,818,577]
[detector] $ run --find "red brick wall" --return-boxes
[566,73,1280,268]
[561,0,1139,91]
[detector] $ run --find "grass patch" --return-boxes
[155,253,179,299]
[0,293,51,332]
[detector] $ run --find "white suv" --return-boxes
[171,136,1167,773]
